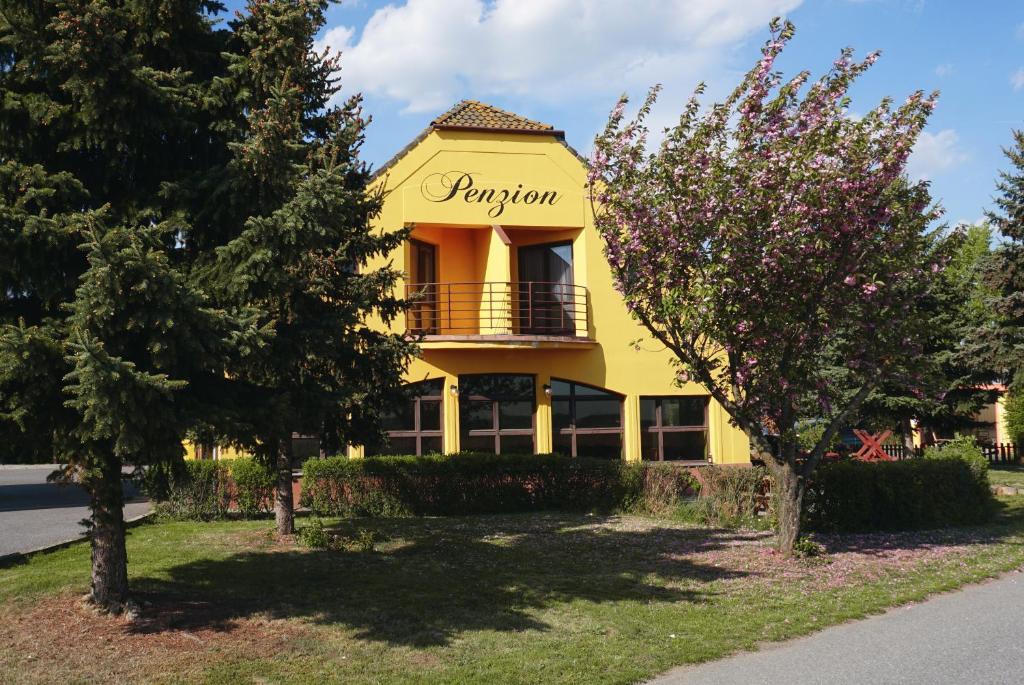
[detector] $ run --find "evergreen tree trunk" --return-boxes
[88,457,128,612]
[773,459,805,556]
[274,437,294,536]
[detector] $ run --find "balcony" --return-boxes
[405,281,593,345]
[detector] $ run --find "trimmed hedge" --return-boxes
[145,458,275,520]
[300,453,700,517]
[804,458,995,533]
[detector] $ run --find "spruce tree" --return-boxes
[0,0,241,610]
[209,0,415,535]
[975,130,1024,382]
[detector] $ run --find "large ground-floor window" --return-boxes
[459,374,535,454]
[372,378,444,456]
[640,396,709,461]
[551,379,623,459]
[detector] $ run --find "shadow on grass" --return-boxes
[131,512,749,647]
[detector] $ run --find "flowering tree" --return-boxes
[590,19,947,553]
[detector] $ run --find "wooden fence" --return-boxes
[881,443,1019,464]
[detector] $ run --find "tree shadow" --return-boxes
[130,513,750,647]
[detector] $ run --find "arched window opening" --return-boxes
[551,379,623,459]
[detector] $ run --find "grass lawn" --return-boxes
[989,463,1024,489]
[4,501,1024,685]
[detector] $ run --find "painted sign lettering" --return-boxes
[420,171,560,218]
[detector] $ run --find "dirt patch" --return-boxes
[0,591,308,684]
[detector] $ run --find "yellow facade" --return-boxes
[360,102,750,464]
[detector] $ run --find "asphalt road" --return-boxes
[0,465,150,557]
[649,571,1024,685]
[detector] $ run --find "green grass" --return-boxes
[4,504,1024,684]
[989,463,1024,488]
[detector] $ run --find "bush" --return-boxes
[228,458,275,517]
[924,434,989,481]
[1005,385,1024,446]
[146,458,274,520]
[148,460,231,520]
[689,466,771,527]
[804,458,995,533]
[301,453,700,518]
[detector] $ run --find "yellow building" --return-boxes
[359,101,750,464]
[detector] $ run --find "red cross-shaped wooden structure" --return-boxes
[852,429,895,461]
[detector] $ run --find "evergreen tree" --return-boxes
[208,0,415,535]
[856,223,997,446]
[974,131,1024,382]
[0,0,241,610]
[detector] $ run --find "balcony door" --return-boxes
[517,241,574,335]
[409,239,438,334]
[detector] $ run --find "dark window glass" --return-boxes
[381,400,416,432]
[552,431,572,456]
[380,436,417,455]
[420,400,442,431]
[574,399,621,428]
[458,375,536,455]
[499,400,533,429]
[549,379,623,458]
[663,431,707,461]
[462,400,495,431]
[369,379,444,457]
[576,432,622,460]
[552,399,572,431]
[661,397,706,427]
[461,434,496,454]
[500,435,535,454]
[640,398,657,431]
[291,436,321,461]
[641,396,709,461]
[641,431,659,461]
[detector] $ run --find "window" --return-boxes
[371,379,444,456]
[517,242,574,334]
[459,374,535,454]
[408,239,438,334]
[551,380,623,459]
[640,396,709,462]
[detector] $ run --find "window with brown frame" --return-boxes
[640,396,709,462]
[370,378,444,456]
[551,379,623,459]
[458,374,535,454]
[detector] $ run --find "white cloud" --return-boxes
[907,129,969,181]
[1012,67,1024,91]
[318,0,803,114]
[934,63,953,77]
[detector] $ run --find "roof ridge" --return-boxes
[431,99,554,132]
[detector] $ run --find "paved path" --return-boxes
[649,572,1024,685]
[0,465,150,557]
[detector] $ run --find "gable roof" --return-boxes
[432,100,557,134]
[372,100,586,181]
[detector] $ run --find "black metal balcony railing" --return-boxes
[405,281,588,337]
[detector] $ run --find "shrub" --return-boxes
[804,458,995,533]
[149,460,231,520]
[924,434,989,481]
[298,518,331,548]
[1005,386,1024,446]
[690,466,771,527]
[228,458,275,518]
[627,462,701,516]
[301,453,699,518]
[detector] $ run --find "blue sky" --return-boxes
[222,0,1024,228]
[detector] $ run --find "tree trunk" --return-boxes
[773,459,805,556]
[89,457,129,612]
[274,436,294,536]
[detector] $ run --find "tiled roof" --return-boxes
[431,100,555,132]
[371,100,585,181]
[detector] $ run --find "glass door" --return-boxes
[517,241,574,334]
[409,240,438,333]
